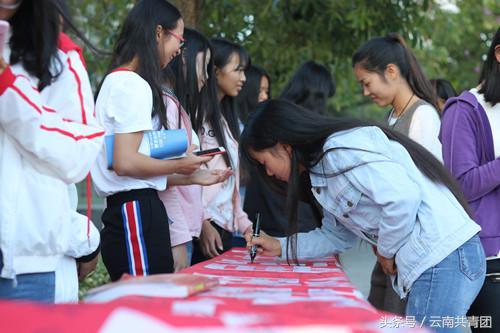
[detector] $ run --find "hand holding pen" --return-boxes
[249,213,261,263]
[245,215,282,259]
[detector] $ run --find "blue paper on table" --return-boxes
[105,129,188,169]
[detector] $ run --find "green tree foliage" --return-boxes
[66,0,134,86]
[65,0,499,120]
[78,257,110,300]
[200,0,433,119]
[414,0,500,94]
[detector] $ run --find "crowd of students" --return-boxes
[0,0,498,331]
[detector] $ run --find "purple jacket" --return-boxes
[439,91,500,256]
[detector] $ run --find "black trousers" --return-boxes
[368,261,407,315]
[191,221,233,265]
[468,258,500,332]
[101,188,174,281]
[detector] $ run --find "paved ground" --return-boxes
[338,239,376,298]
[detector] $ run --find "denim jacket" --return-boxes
[279,126,480,297]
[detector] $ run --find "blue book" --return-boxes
[105,129,188,169]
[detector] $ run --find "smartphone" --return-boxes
[0,20,9,57]
[194,147,226,157]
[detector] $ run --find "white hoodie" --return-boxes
[0,42,104,281]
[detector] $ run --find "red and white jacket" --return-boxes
[0,41,104,279]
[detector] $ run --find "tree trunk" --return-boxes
[171,0,204,29]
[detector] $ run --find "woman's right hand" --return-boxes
[176,145,212,175]
[245,232,282,257]
[376,252,397,275]
[172,243,189,273]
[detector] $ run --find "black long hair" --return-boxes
[352,33,439,113]
[240,99,470,263]
[236,65,271,123]
[53,0,71,32]
[478,27,500,106]
[100,0,181,129]
[169,28,210,128]
[430,78,457,101]
[210,37,250,141]
[168,28,232,167]
[8,0,101,90]
[280,60,335,115]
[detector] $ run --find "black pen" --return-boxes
[250,213,261,263]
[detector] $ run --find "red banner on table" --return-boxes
[0,249,428,332]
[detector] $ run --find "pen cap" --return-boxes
[253,213,261,235]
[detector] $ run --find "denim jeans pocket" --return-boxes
[458,236,486,281]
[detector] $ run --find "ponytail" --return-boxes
[353,33,439,113]
[389,33,439,112]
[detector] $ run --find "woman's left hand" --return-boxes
[77,256,99,281]
[242,226,253,238]
[0,57,7,76]
[377,253,397,275]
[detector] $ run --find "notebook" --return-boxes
[84,273,219,302]
[105,129,188,169]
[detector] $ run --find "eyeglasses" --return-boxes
[167,30,185,48]
[0,0,22,10]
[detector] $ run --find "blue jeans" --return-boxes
[0,273,55,302]
[406,235,486,332]
[0,250,55,302]
[185,240,193,264]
